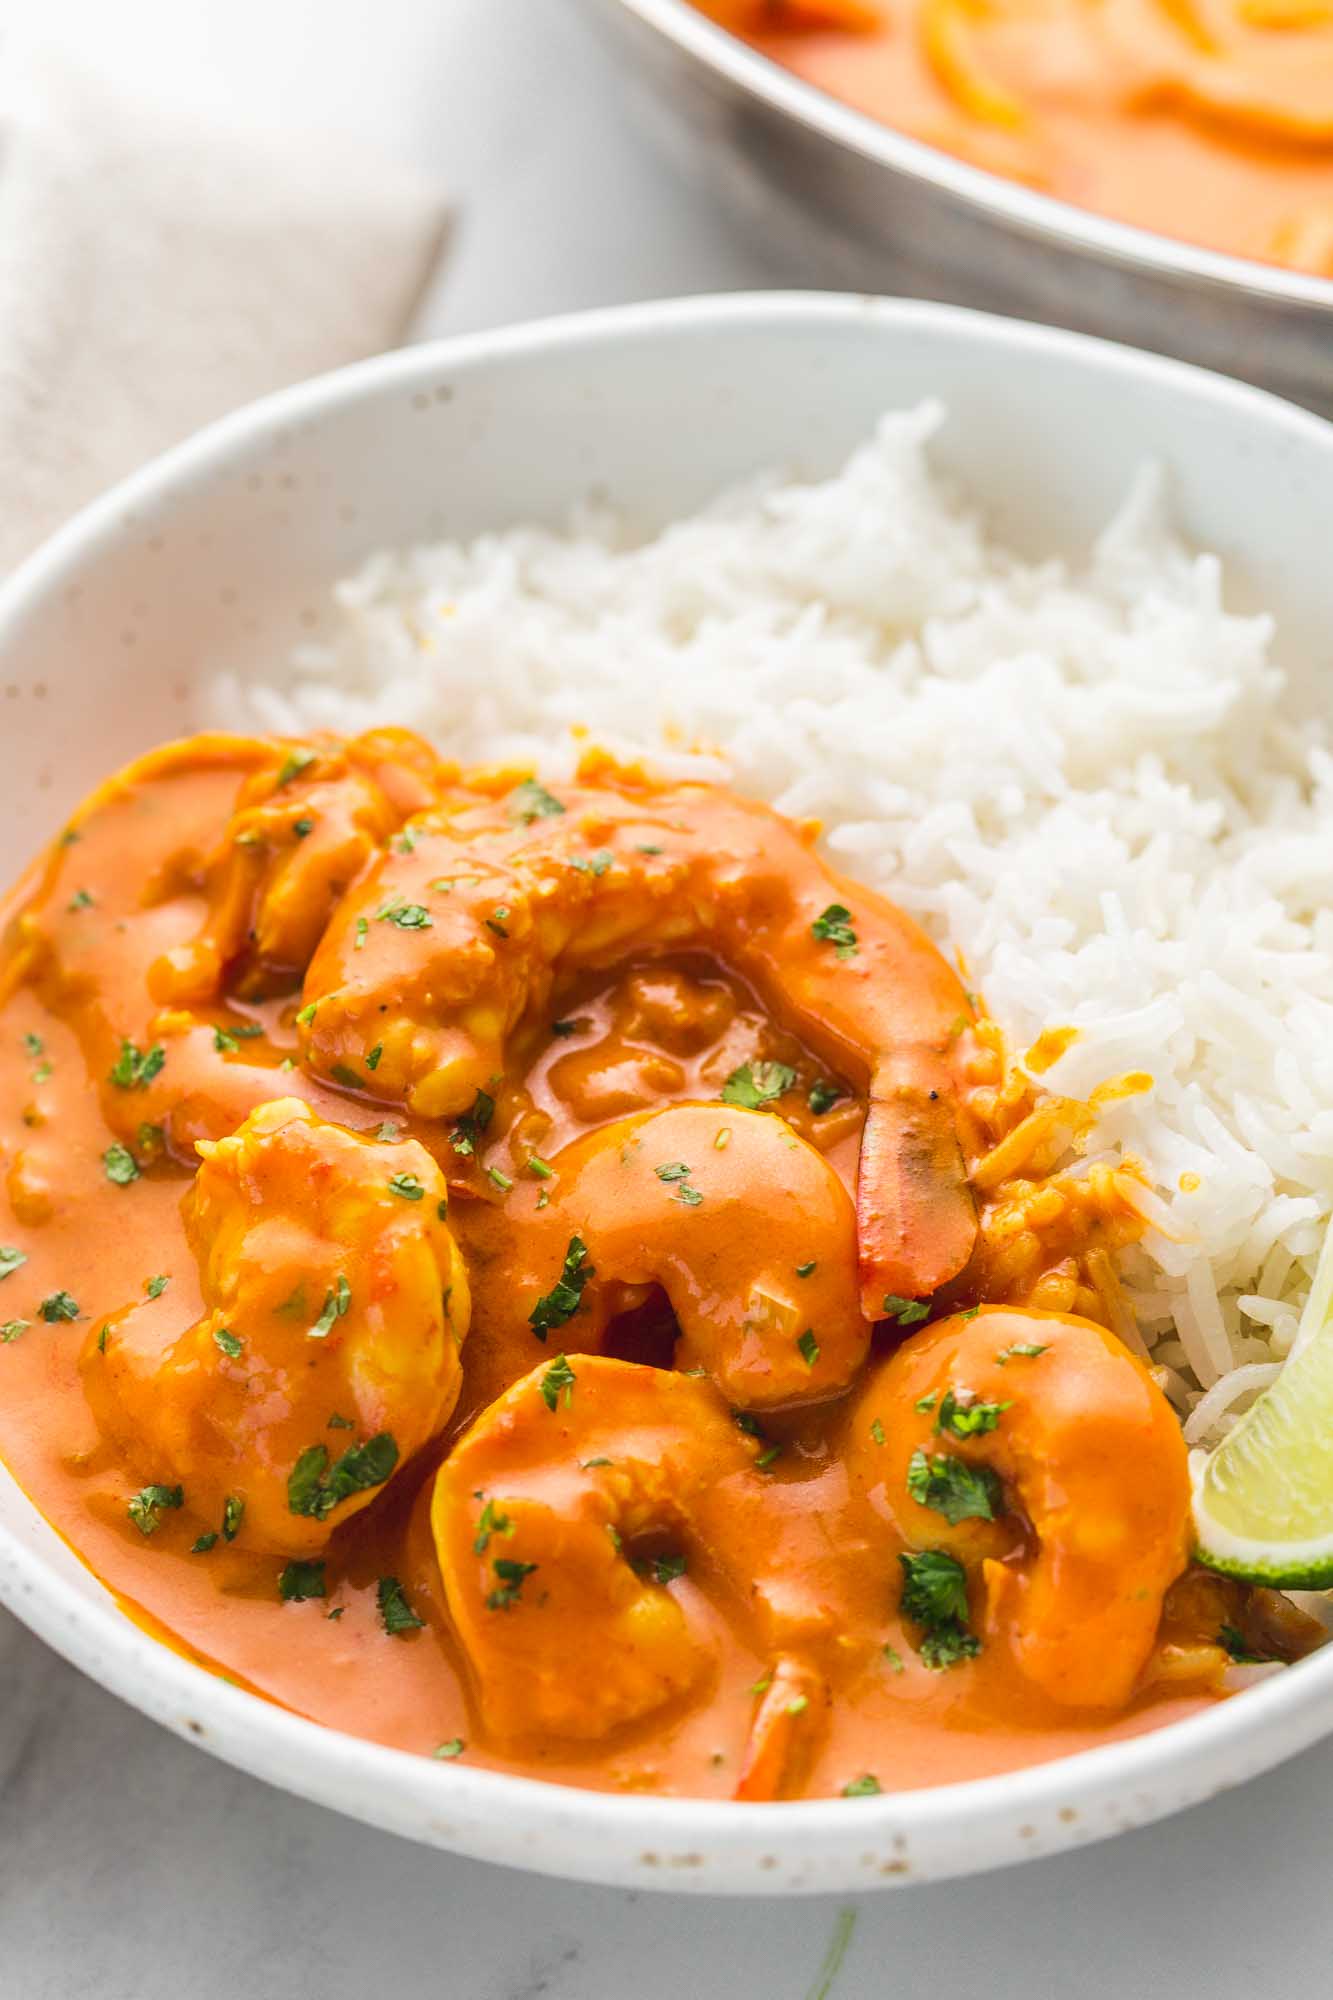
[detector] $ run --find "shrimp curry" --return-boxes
[0,729,1316,1801]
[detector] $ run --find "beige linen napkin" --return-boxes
[0,38,450,575]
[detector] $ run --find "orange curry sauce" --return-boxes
[697,0,1333,276]
[0,728,1232,1802]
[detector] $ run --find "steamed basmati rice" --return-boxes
[209,404,1333,1441]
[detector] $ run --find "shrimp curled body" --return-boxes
[302,767,979,1310]
[846,1306,1192,1709]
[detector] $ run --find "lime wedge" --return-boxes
[1194,1220,1333,1587]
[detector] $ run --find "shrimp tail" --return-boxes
[733,1657,826,1802]
[857,1056,977,1317]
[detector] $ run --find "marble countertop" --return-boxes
[5,2,1329,1991]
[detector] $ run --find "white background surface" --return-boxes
[4,3,1331,1995]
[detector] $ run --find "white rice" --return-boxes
[208,403,1333,1440]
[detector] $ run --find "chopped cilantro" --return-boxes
[213,1022,263,1054]
[899,1550,981,1669]
[797,1329,820,1369]
[128,1483,183,1536]
[293,817,315,839]
[675,1183,704,1207]
[377,1575,424,1636]
[145,1274,169,1299]
[570,850,613,877]
[330,1063,362,1090]
[213,1326,244,1360]
[936,1388,1011,1439]
[449,1087,495,1157]
[907,1449,1003,1525]
[375,1122,402,1143]
[309,1274,352,1339]
[354,916,368,951]
[0,1321,28,1344]
[654,1161,692,1182]
[995,1341,1048,1365]
[915,1393,938,1413]
[1219,1623,1271,1664]
[842,1775,882,1797]
[755,1444,782,1471]
[474,1497,514,1555]
[278,1559,326,1602]
[487,1556,538,1611]
[882,1644,905,1674]
[192,1533,218,1554]
[811,903,858,959]
[539,1354,577,1412]
[869,1418,886,1447]
[795,1260,816,1278]
[720,1060,796,1110]
[222,1495,244,1542]
[651,1554,687,1587]
[786,1695,809,1717]
[434,1738,465,1760]
[510,779,565,824]
[295,1001,317,1027]
[388,1172,425,1202]
[883,1295,930,1326]
[485,906,511,938]
[366,1044,383,1072]
[287,1432,398,1520]
[137,1122,164,1153]
[327,1413,354,1430]
[275,748,317,788]
[378,902,432,930]
[808,1080,844,1115]
[30,1061,52,1084]
[529,1235,594,1340]
[109,1039,165,1091]
[550,1019,578,1038]
[39,1291,79,1323]
[0,1246,28,1281]
[103,1142,140,1186]
[22,1033,43,1059]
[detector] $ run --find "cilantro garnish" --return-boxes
[213,1023,263,1054]
[539,1354,577,1412]
[811,903,858,959]
[102,1143,140,1186]
[377,1575,424,1636]
[570,850,613,877]
[936,1388,1011,1439]
[474,1497,514,1555]
[192,1533,218,1554]
[378,902,432,930]
[1219,1623,1271,1664]
[487,1557,537,1611]
[842,1775,882,1797]
[434,1738,465,1760]
[109,1039,165,1091]
[869,1417,886,1446]
[293,817,314,839]
[22,1033,43,1058]
[330,1063,362,1090]
[655,1160,703,1206]
[145,1274,169,1299]
[213,1326,244,1360]
[485,907,510,938]
[128,1483,183,1537]
[906,1449,1003,1525]
[995,1342,1048,1365]
[899,1549,980,1669]
[720,1060,796,1110]
[651,1554,687,1587]
[529,1235,594,1340]
[0,1247,28,1281]
[39,1291,79,1322]
[388,1173,425,1202]
[808,1080,844,1116]
[0,1321,28,1344]
[883,1295,930,1326]
[275,748,317,788]
[882,1644,904,1674]
[67,888,94,912]
[510,779,565,824]
[287,1432,398,1519]
[797,1329,820,1369]
[366,1044,383,1072]
[278,1559,326,1602]
[449,1087,495,1157]
[309,1274,351,1339]
[223,1495,244,1542]
[354,916,368,951]
[795,1261,816,1278]
[550,1019,578,1038]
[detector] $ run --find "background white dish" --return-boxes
[2,293,1333,1895]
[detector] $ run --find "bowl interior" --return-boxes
[3,294,1333,1888]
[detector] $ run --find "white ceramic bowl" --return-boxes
[3,295,1333,1894]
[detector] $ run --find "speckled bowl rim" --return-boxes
[2,294,1333,1894]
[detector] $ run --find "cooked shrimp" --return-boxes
[845,1306,1191,1707]
[84,1098,469,1555]
[433,1355,837,1751]
[302,761,978,1310]
[472,1102,869,1409]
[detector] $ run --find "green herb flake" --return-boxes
[434,1738,465,1760]
[720,1060,797,1111]
[395,826,418,855]
[550,1018,578,1038]
[377,1575,425,1636]
[842,1774,882,1797]
[354,916,368,951]
[388,1172,425,1202]
[378,902,433,931]
[485,906,511,938]
[365,1044,384,1072]
[103,1142,140,1186]
[487,1556,538,1611]
[755,1444,783,1471]
[145,1275,170,1299]
[330,1063,362,1090]
[907,1448,1003,1526]
[869,1417,886,1447]
[67,887,94,912]
[30,1062,52,1084]
[474,1497,514,1555]
[109,1039,165,1091]
[192,1533,219,1554]
[309,1274,352,1339]
[213,1326,244,1360]
[449,1087,495,1157]
[808,1079,844,1115]
[1219,1623,1270,1664]
[510,779,565,825]
[883,1295,931,1326]
[376,1122,402,1143]
[39,1291,80,1323]
[883,1644,905,1674]
[327,1413,354,1430]
[675,1183,704,1207]
[899,1549,980,1670]
[811,903,858,960]
[278,1558,326,1602]
[936,1388,1011,1439]
[0,1246,29,1281]
[651,1554,687,1587]
[795,1260,816,1278]
[127,1483,184,1537]
[222,1495,245,1542]
[529,1235,594,1340]
[995,1341,1049,1365]
[287,1432,398,1521]
[797,1329,820,1369]
[915,1392,938,1413]
[539,1354,577,1413]
[22,1032,43,1059]
[295,1002,317,1027]
[292,817,315,840]
[0,1321,29,1344]
[275,748,317,789]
